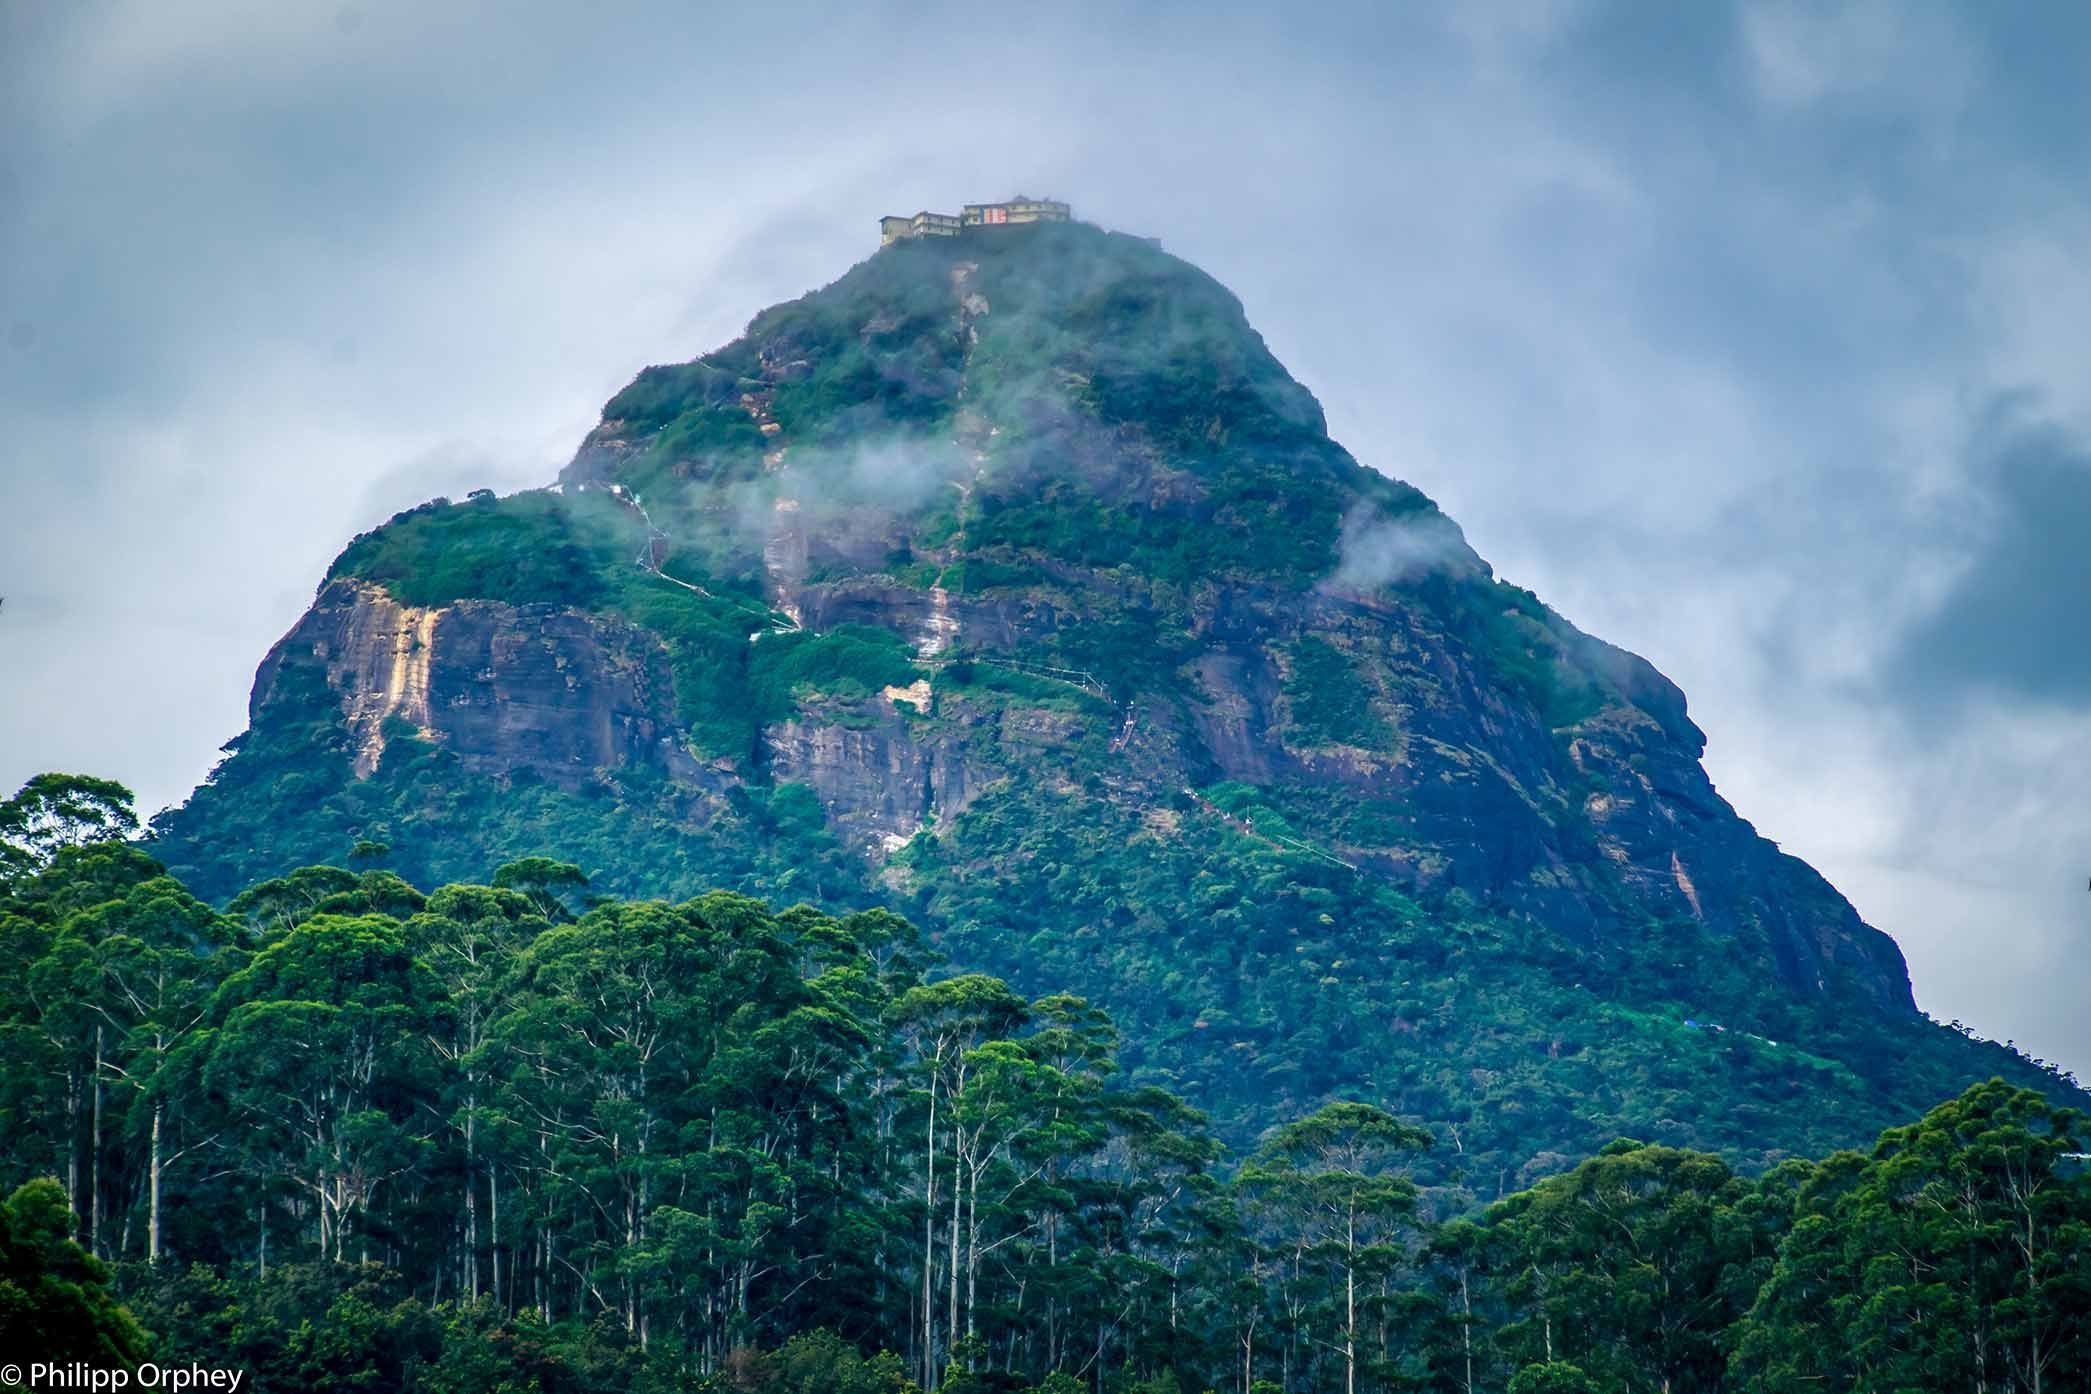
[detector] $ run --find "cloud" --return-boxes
[1740,0,1975,116]
[1328,506,1483,591]
[355,440,552,535]
[1891,404,2091,706]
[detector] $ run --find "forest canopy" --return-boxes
[3,772,2088,1394]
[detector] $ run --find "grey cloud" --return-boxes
[1892,404,2091,706]
[829,439,966,513]
[1329,506,1484,591]
[355,441,550,534]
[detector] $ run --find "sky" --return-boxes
[3,0,2088,1079]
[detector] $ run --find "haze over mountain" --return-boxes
[147,219,2077,1178]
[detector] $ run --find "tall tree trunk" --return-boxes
[948,1130,962,1369]
[1046,1163,1060,1371]
[922,1074,939,1393]
[64,1070,81,1232]
[2024,1187,2043,1394]
[90,1027,104,1256]
[1535,1263,1553,1362]
[1458,1264,1474,1394]
[1344,1215,1357,1394]
[490,1165,502,1310]
[965,1154,980,1345]
[147,1102,163,1265]
[464,1089,478,1301]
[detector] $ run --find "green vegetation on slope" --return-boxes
[895,774,2066,1180]
[1283,636,1387,747]
[329,488,632,609]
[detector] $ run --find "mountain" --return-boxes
[148,217,2071,1183]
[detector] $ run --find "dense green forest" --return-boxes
[5,772,2089,1393]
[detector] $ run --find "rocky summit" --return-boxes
[149,218,2063,1180]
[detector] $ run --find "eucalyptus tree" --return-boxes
[1417,1216,1497,1394]
[1239,1102,1430,1394]
[481,890,856,1361]
[1731,1080,2091,1393]
[1483,1140,1763,1394]
[0,773,139,881]
[999,993,1119,1375]
[74,871,239,1263]
[490,856,590,921]
[226,866,362,938]
[0,777,147,1248]
[186,912,441,1266]
[0,837,185,1251]
[1077,1082,1224,1384]
[19,905,103,1242]
[486,897,708,1343]
[404,881,547,1303]
[890,974,1028,1391]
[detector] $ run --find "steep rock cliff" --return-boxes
[252,579,701,788]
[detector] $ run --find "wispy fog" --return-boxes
[1330,506,1484,591]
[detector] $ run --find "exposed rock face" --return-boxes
[765,698,985,853]
[252,579,700,790]
[258,583,441,778]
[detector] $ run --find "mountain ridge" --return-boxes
[149,218,2069,1177]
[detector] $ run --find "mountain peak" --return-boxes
[566,217,1337,517]
[146,224,2066,1172]
[876,193,1075,245]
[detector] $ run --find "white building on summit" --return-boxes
[879,196,1072,246]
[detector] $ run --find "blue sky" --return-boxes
[3,0,2088,1078]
